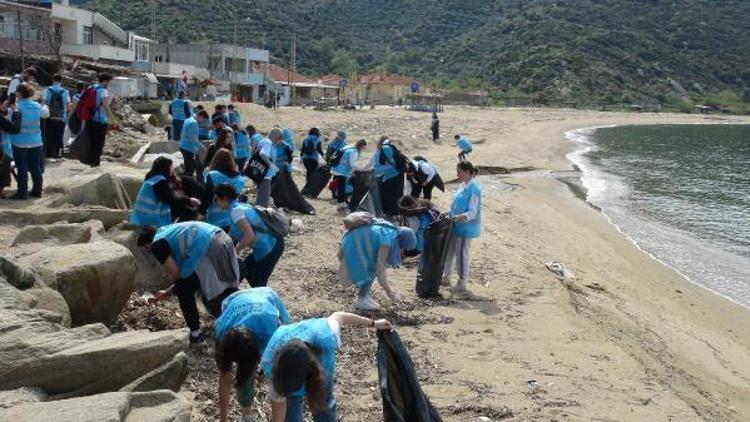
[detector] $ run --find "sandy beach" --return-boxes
[2,105,749,421]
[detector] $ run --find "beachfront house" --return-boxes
[263,63,338,106]
[0,0,153,71]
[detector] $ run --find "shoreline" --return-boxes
[563,124,750,312]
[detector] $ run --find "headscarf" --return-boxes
[336,130,347,140]
[387,227,416,267]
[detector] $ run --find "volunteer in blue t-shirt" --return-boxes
[454,134,473,161]
[214,287,290,422]
[213,184,285,287]
[261,312,393,422]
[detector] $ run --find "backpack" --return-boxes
[75,86,99,121]
[48,88,66,120]
[254,206,290,238]
[302,137,316,156]
[382,143,409,173]
[328,148,345,167]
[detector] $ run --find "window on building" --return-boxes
[134,41,148,61]
[83,26,93,45]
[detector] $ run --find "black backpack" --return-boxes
[302,137,316,156]
[382,143,409,173]
[328,148,346,167]
[48,89,66,120]
[243,150,272,183]
[253,206,290,239]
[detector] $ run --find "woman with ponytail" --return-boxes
[261,312,393,422]
[214,287,291,422]
[442,160,482,294]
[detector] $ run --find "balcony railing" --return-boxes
[60,43,134,62]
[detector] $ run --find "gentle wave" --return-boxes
[565,126,750,309]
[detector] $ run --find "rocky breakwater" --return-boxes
[0,167,193,421]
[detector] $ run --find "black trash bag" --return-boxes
[377,330,442,422]
[68,125,95,166]
[301,164,331,198]
[271,171,315,215]
[67,112,82,136]
[350,170,374,210]
[417,217,453,297]
[244,151,271,184]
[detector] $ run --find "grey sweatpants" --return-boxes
[442,236,472,282]
[195,231,240,301]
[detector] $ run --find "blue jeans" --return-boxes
[12,145,42,197]
[285,382,335,422]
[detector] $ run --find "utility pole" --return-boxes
[16,7,25,70]
[150,0,156,73]
[291,32,297,106]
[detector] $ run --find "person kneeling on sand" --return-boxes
[139,221,240,343]
[214,287,291,422]
[213,183,285,287]
[338,213,416,310]
[442,161,482,294]
[262,312,393,422]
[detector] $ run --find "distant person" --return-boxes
[442,161,482,294]
[176,70,188,95]
[214,287,291,422]
[85,73,115,167]
[194,105,210,140]
[179,110,208,179]
[261,312,393,421]
[406,156,442,200]
[230,124,250,171]
[4,67,36,107]
[204,125,234,172]
[301,127,323,185]
[200,148,245,231]
[430,112,440,142]
[338,215,415,310]
[169,91,192,142]
[371,136,405,218]
[227,104,241,127]
[275,93,281,109]
[274,129,294,174]
[455,134,473,162]
[214,184,285,287]
[42,74,71,160]
[0,103,22,199]
[8,83,48,200]
[139,221,240,343]
[325,130,347,163]
[254,128,279,207]
[330,139,367,212]
[130,157,199,228]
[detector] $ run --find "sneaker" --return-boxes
[448,281,468,294]
[189,331,206,344]
[354,295,381,311]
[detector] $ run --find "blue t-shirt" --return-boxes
[214,287,291,350]
[261,318,339,394]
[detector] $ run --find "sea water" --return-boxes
[567,124,750,308]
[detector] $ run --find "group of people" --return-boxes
[0,68,116,199]
[123,102,483,421]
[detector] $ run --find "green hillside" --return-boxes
[74,0,750,107]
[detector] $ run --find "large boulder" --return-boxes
[11,220,104,246]
[0,390,191,422]
[0,307,188,398]
[0,278,69,326]
[105,229,171,288]
[0,209,128,229]
[0,255,36,289]
[121,352,189,393]
[47,173,133,209]
[20,241,136,326]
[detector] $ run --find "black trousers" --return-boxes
[303,158,318,184]
[432,129,439,142]
[180,148,203,179]
[410,180,435,200]
[44,119,65,158]
[333,175,349,205]
[240,238,285,288]
[86,121,107,167]
[380,175,404,216]
[173,273,238,331]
